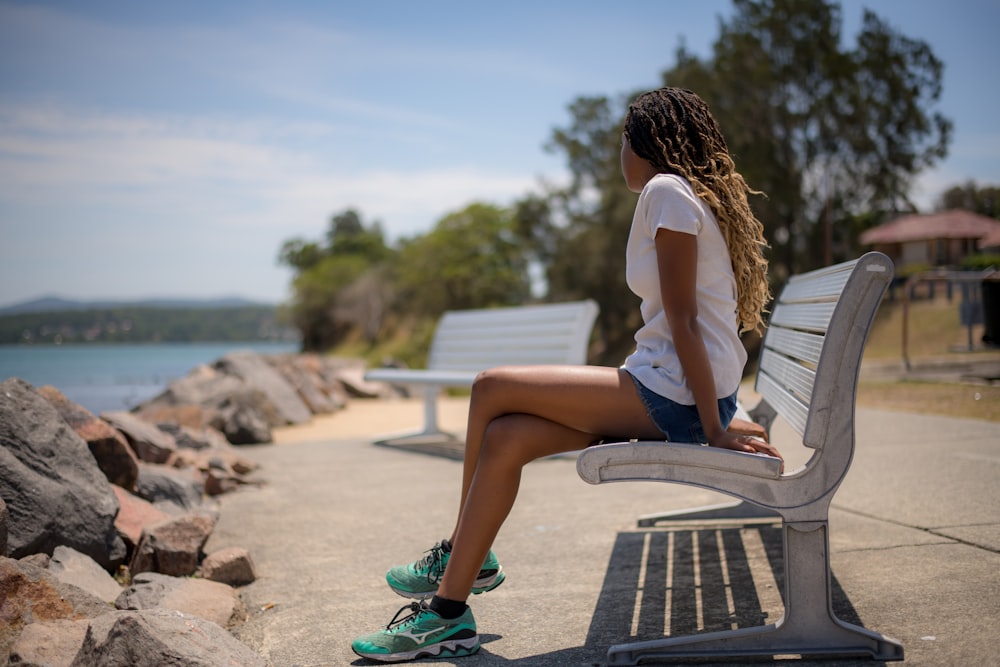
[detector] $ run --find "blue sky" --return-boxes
[1,0,997,307]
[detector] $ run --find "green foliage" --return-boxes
[279,209,393,351]
[392,203,531,319]
[665,0,950,278]
[960,254,1000,272]
[939,182,1000,219]
[0,307,291,344]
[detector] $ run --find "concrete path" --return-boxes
[205,401,1000,667]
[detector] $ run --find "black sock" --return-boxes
[429,595,467,619]
[440,538,452,553]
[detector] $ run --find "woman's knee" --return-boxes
[479,415,538,468]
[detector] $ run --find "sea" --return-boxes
[0,342,300,416]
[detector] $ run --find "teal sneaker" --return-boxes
[386,541,505,599]
[352,601,479,663]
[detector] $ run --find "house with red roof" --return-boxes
[859,209,1000,268]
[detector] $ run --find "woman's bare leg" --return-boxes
[437,365,665,601]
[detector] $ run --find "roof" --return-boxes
[980,226,1000,250]
[859,209,1000,245]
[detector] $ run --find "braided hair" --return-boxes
[624,87,770,333]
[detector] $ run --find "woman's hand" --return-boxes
[708,430,784,471]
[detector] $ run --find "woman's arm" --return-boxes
[655,228,782,461]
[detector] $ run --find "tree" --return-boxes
[392,203,531,319]
[278,209,392,351]
[536,0,950,361]
[666,0,951,277]
[938,182,1000,219]
[534,95,643,362]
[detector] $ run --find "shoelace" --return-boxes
[386,601,427,630]
[416,543,447,584]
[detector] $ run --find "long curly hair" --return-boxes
[624,87,770,333]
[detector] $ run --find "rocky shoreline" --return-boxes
[1,351,392,666]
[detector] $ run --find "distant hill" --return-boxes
[0,295,275,316]
[0,298,298,344]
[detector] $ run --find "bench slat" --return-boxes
[761,327,825,366]
[778,259,858,302]
[768,301,838,333]
[755,369,810,436]
[759,348,816,403]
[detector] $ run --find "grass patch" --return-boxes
[864,295,988,360]
[857,380,1000,422]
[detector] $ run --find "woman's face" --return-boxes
[620,133,658,193]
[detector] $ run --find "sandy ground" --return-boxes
[271,395,473,445]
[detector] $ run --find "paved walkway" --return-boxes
[205,399,1000,666]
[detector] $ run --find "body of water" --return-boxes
[0,342,300,415]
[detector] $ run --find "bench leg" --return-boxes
[605,521,903,664]
[373,386,461,445]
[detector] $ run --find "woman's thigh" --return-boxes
[470,365,665,442]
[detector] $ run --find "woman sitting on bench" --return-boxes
[353,86,782,663]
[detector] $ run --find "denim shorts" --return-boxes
[626,371,738,443]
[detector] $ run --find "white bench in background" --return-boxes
[365,300,599,444]
[577,252,903,664]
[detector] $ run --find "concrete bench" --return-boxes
[577,252,904,664]
[365,300,599,444]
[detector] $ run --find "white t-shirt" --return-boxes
[621,173,746,405]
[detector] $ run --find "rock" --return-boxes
[37,385,140,491]
[48,545,124,604]
[130,514,215,577]
[1,495,7,557]
[132,402,219,432]
[200,546,256,586]
[331,362,389,398]
[7,617,90,667]
[111,485,172,548]
[211,402,273,445]
[0,556,110,662]
[215,350,312,425]
[156,421,230,451]
[116,571,246,629]
[70,607,267,667]
[101,410,178,464]
[0,378,126,570]
[135,363,280,445]
[135,462,206,512]
[266,354,341,414]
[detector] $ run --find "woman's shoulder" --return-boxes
[639,173,708,219]
[641,173,692,195]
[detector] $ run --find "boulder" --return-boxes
[0,556,110,662]
[211,401,273,444]
[116,571,246,629]
[0,378,125,570]
[330,362,390,398]
[1,495,7,557]
[7,617,91,667]
[48,545,124,604]
[200,546,257,586]
[135,462,207,513]
[101,410,177,464]
[266,354,341,414]
[156,421,230,451]
[130,514,215,577]
[38,385,140,490]
[215,350,312,425]
[70,608,267,667]
[111,485,172,548]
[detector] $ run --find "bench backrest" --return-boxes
[756,252,893,450]
[427,300,599,372]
